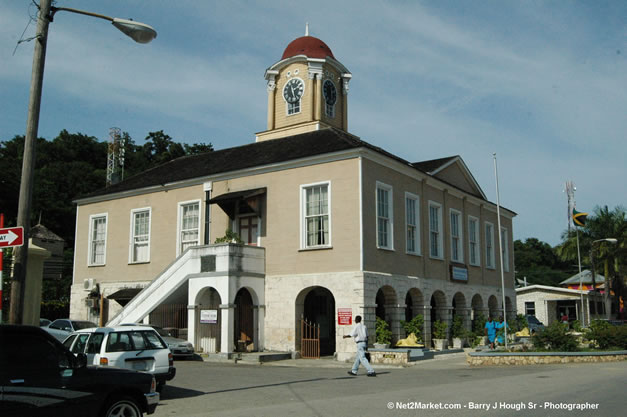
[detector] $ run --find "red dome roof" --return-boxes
[281,36,335,60]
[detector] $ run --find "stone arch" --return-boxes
[429,290,448,342]
[194,287,222,353]
[404,288,424,322]
[471,294,485,331]
[488,295,499,319]
[505,296,514,318]
[295,286,336,356]
[375,285,398,323]
[452,292,469,332]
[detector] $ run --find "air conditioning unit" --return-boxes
[83,278,96,291]
[85,298,96,308]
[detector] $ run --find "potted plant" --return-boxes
[432,320,448,351]
[374,317,392,349]
[451,315,465,348]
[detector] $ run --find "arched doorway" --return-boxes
[302,287,336,356]
[488,295,499,319]
[430,290,447,338]
[234,288,254,352]
[195,287,221,353]
[471,294,484,331]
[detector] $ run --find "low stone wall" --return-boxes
[467,351,627,366]
[370,350,409,365]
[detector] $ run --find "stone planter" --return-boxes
[452,337,465,349]
[433,339,447,351]
[373,343,390,349]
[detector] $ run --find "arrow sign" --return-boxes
[0,227,24,248]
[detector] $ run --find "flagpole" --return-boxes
[575,226,585,326]
[493,153,508,349]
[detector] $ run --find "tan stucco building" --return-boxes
[71,34,516,360]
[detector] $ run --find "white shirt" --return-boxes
[349,322,368,343]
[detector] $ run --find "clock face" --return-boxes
[283,78,304,103]
[323,79,337,105]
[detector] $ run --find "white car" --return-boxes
[43,318,98,342]
[63,325,176,391]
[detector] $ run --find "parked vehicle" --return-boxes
[121,324,195,358]
[43,318,98,342]
[63,325,176,391]
[0,324,159,417]
[525,315,545,334]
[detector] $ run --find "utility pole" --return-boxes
[10,0,52,324]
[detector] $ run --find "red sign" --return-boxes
[0,227,24,248]
[338,308,352,325]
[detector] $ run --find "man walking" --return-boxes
[343,315,376,377]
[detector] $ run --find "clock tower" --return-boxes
[256,30,352,142]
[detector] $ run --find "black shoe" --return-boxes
[347,371,357,376]
[367,372,376,377]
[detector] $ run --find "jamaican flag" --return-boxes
[573,208,588,227]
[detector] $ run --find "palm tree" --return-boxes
[557,206,626,319]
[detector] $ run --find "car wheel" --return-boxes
[102,395,143,417]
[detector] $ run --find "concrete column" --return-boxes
[422,305,432,346]
[22,241,50,326]
[187,305,197,346]
[253,305,265,351]
[220,303,235,354]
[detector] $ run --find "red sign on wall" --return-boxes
[337,308,352,325]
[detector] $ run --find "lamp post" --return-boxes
[589,238,618,322]
[9,0,156,324]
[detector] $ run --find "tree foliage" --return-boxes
[514,238,571,286]
[557,206,627,307]
[0,129,212,304]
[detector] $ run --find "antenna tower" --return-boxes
[106,127,125,186]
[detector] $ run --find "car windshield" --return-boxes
[528,316,540,324]
[153,327,171,337]
[72,321,98,330]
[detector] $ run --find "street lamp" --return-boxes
[589,238,618,322]
[9,0,156,324]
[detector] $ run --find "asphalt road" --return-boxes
[153,355,626,417]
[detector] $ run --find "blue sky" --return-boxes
[1,0,625,247]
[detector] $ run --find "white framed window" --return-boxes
[178,200,201,256]
[130,208,151,263]
[287,100,301,115]
[468,216,480,266]
[485,222,495,269]
[376,182,393,250]
[450,209,463,263]
[301,182,331,249]
[428,201,443,259]
[88,213,107,266]
[501,227,510,272]
[405,193,420,255]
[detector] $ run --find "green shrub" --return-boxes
[214,229,243,244]
[432,320,448,339]
[472,313,487,334]
[451,315,465,338]
[532,321,578,351]
[401,314,424,341]
[511,314,528,333]
[586,320,627,350]
[375,316,392,344]
[571,319,583,333]
[40,300,69,321]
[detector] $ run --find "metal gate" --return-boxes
[300,318,320,359]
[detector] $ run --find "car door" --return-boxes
[0,330,94,417]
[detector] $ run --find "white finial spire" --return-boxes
[305,22,309,36]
